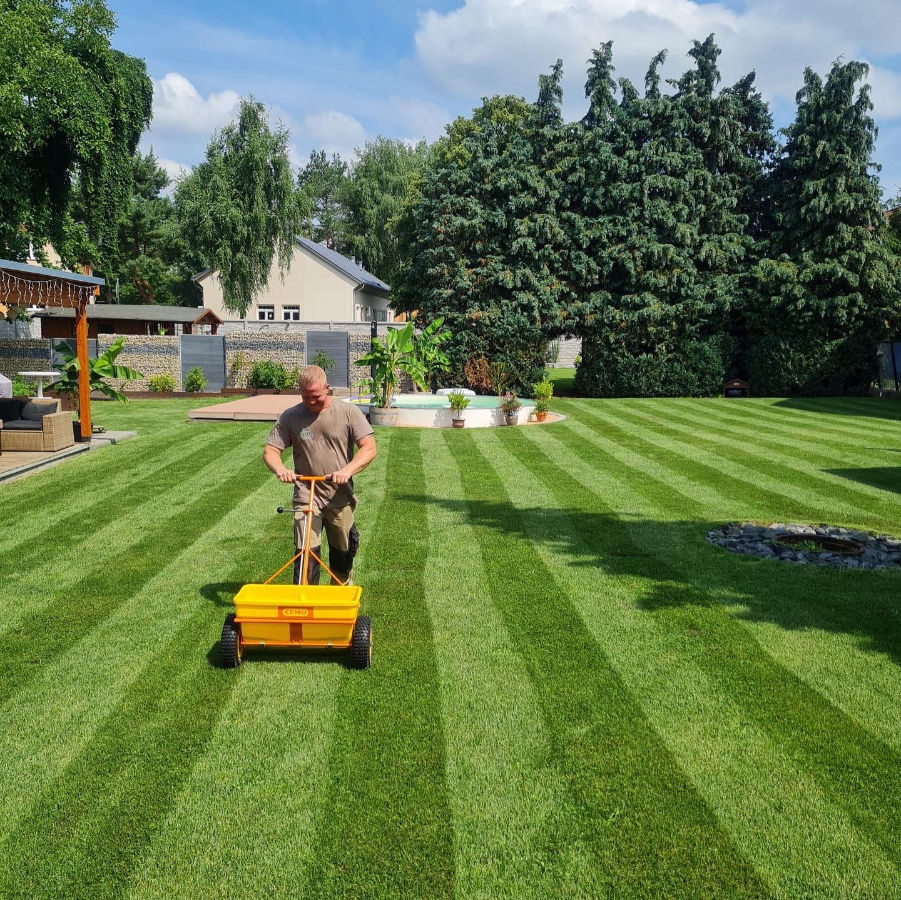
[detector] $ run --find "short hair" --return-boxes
[298,365,328,389]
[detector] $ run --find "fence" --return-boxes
[878,342,901,392]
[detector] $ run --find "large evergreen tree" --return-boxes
[0,0,152,266]
[175,99,304,316]
[297,149,348,251]
[750,60,901,394]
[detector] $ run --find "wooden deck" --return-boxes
[0,431,136,483]
[189,394,306,422]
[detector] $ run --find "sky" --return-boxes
[111,0,901,200]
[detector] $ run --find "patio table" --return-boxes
[17,370,60,398]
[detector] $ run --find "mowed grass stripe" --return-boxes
[0,456,279,870]
[0,403,200,522]
[0,431,263,701]
[557,400,814,522]
[665,399,901,461]
[542,411,901,750]
[448,431,768,897]
[623,399,899,507]
[125,421,392,900]
[420,430,565,898]
[562,400,879,524]
[1,421,242,564]
[301,427,456,899]
[740,398,901,439]
[512,426,901,874]
[611,400,888,516]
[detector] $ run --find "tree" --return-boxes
[341,137,429,288]
[750,60,901,394]
[297,149,349,251]
[96,150,198,305]
[0,0,152,265]
[175,99,304,316]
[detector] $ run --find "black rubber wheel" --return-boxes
[350,615,372,669]
[220,613,242,668]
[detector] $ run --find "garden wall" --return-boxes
[224,332,307,389]
[0,339,51,381]
[97,335,181,392]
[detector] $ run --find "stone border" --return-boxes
[707,522,901,570]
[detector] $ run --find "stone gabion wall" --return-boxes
[0,338,51,381]
[97,335,180,392]
[224,332,307,388]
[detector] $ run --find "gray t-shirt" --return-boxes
[266,400,373,510]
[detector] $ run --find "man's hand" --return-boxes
[276,469,297,483]
[329,468,352,485]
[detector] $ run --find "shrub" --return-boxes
[247,359,297,390]
[184,366,208,393]
[12,374,34,396]
[532,378,553,413]
[148,373,175,392]
[448,391,471,414]
[463,356,493,393]
[308,350,335,374]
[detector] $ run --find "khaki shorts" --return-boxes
[294,504,355,554]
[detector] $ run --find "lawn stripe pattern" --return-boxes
[508,424,901,885]
[421,430,563,898]
[300,427,457,899]
[1,397,898,898]
[0,429,264,691]
[446,430,769,897]
[125,423,392,899]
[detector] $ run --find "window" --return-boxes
[283,306,300,321]
[257,305,274,321]
[356,305,372,322]
[375,308,389,322]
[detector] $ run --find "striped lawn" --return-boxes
[1,396,899,899]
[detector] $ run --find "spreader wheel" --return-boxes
[350,615,372,670]
[220,613,243,668]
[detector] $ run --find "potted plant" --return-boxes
[498,391,521,425]
[356,321,428,425]
[532,378,553,422]
[47,336,142,440]
[448,390,471,427]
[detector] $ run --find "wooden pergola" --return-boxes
[0,259,104,440]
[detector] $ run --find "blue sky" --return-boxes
[111,0,901,200]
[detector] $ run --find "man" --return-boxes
[263,365,376,585]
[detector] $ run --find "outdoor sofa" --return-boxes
[0,397,74,453]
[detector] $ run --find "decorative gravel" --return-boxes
[707,522,901,570]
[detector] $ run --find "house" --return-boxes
[193,236,394,326]
[35,304,223,338]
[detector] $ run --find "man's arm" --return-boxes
[263,443,297,483]
[329,434,377,485]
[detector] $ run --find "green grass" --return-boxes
[1,396,900,898]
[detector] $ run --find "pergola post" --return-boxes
[75,303,91,439]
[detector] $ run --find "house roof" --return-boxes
[0,258,105,286]
[294,236,390,295]
[192,238,391,297]
[36,304,222,324]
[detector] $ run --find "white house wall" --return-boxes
[197,243,389,323]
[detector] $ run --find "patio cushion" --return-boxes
[0,397,24,421]
[1,419,43,430]
[21,399,59,420]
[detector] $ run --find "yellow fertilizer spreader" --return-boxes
[220,475,372,669]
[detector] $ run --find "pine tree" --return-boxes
[751,60,901,394]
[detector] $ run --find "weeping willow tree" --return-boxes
[175,99,306,316]
[0,0,152,267]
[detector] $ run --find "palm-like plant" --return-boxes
[410,316,451,390]
[47,336,143,412]
[356,321,428,408]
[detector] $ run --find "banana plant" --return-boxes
[356,321,428,408]
[410,316,451,391]
[47,336,143,412]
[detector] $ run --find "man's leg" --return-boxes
[293,510,324,585]
[322,505,358,585]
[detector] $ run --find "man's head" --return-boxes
[298,365,330,413]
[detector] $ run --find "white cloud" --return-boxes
[866,65,901,120]
[157,157,191,183]
[299,111,368,161]
[414,0,901,121]
[149,73,240,138]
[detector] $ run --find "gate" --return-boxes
[180,335,225,392]
[306,331,349,388]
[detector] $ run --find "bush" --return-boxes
[247,359,298,390]
[532,378,553,413]
[148,373,175,392]
[575,336,732,398]
[184,366,208,393]
[12,374,34,397]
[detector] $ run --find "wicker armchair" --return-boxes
[0,399,75,452]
